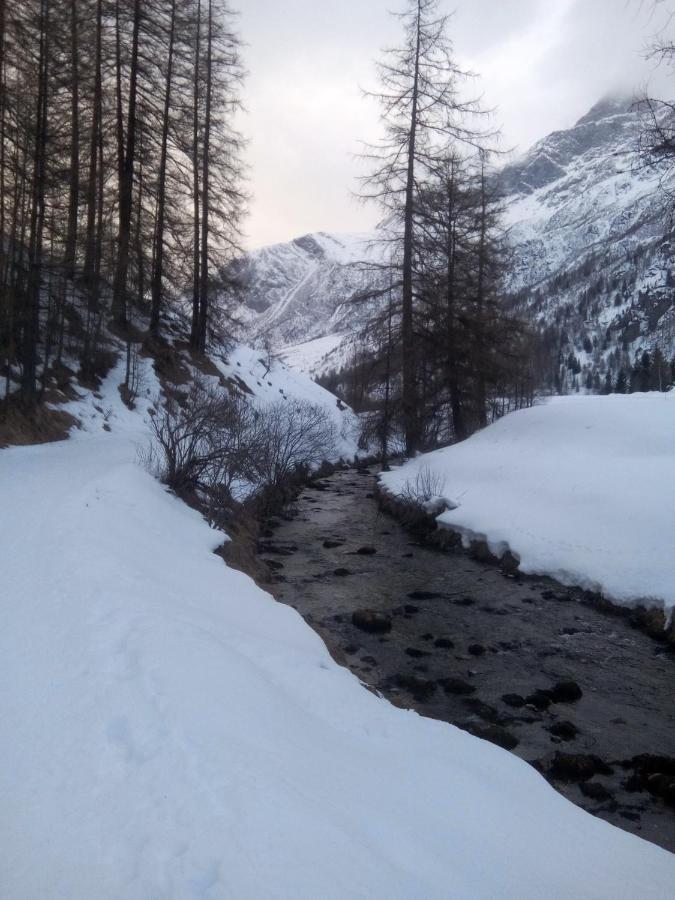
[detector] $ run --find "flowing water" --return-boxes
[261,467,675,853]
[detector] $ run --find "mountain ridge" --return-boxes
[235,96,675,387]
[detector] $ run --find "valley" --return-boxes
[264,466,675,852]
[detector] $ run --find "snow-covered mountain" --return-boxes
[236,96,675,384]
[502,95,675,390]
[232,232,388,375]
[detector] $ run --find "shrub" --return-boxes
[400,465,447,505]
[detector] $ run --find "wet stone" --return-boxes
[405,647,430,659]
[391,674,437,702]
[356,546,377,556]
[333,568,352,577]
[466,723,520,751]
[526,690,552,711]
[548,720,579,741]
[620,810,641,822]
[468,644,486,656]
[646,774,675,806]
[549,680,583,703]
[550,752,613,782]
[351,609,392,634]
[579,781,613,803]
[437,677,476,696]
[434,637,454,649]
[462,698,504,725]
[501,693,526,708]
[323,539,344,549]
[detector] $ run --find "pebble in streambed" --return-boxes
[267,467,675,853]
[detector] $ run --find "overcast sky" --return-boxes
[237,0,674,249]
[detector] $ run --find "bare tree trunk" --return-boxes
[401,0,422,454]
[190,0,201,349]
[474,155,488,428]
[112,0,141,327]
[82,0,102,371]
[22,0,50,403]
[197,0,212,354]
[150,0,176,336]
[64,0,79,278]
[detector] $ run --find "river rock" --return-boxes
[501,693,526,708]
[393,674,437,702]
[351,609,392,634]
[646,774,675,806]
[333,567,352,577]
[437,677,476,696]
[468,643,486,656]
[580,781,613,803]
[501,550,520,575]
[548,720,579,741]
[462,698,504,725]
[434,637,454,649]
[356,546,377,555]
[466,723,519,751]
[323,539,343,549]
[405,647,430,659]
[550,752,613,781]
[549,680,583,703]
[526,690,552,711]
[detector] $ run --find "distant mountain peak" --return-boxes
[574,94,634,127]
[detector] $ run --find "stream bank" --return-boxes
[260,466,675,853]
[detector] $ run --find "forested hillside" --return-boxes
[0,0,244,416]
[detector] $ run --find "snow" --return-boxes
[380,393,675,618]
[280,332,350,375]
[213,343,359,459]
[1,366,674,899]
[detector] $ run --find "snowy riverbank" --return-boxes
[1,375,674,897]
[380,393,675,620]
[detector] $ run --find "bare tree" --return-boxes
[361,0,484,453]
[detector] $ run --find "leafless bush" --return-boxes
[144,378,258,497]
[252,399,337,487]
[400,465,447,505]
[145,380,338,519]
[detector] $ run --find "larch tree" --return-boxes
[361,0,482,453]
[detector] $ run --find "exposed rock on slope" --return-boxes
[236,97,675,385]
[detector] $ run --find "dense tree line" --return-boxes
[0,0,245,409]
[357,0,534,459]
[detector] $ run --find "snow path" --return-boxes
[381,393,675,617]
[1,374,674,898]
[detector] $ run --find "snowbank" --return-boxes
[380,393,675,617]
[1,374,674,898]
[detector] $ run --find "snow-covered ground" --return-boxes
[280,332,349,376]
[381,393,675,618]
[1,369,674,898]
[213,343,359,459]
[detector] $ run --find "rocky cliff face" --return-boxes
[235,97,675,386]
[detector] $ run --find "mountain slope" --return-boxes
[232,232,386,372]
[502,96,675,390]
[236,97,675,385]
